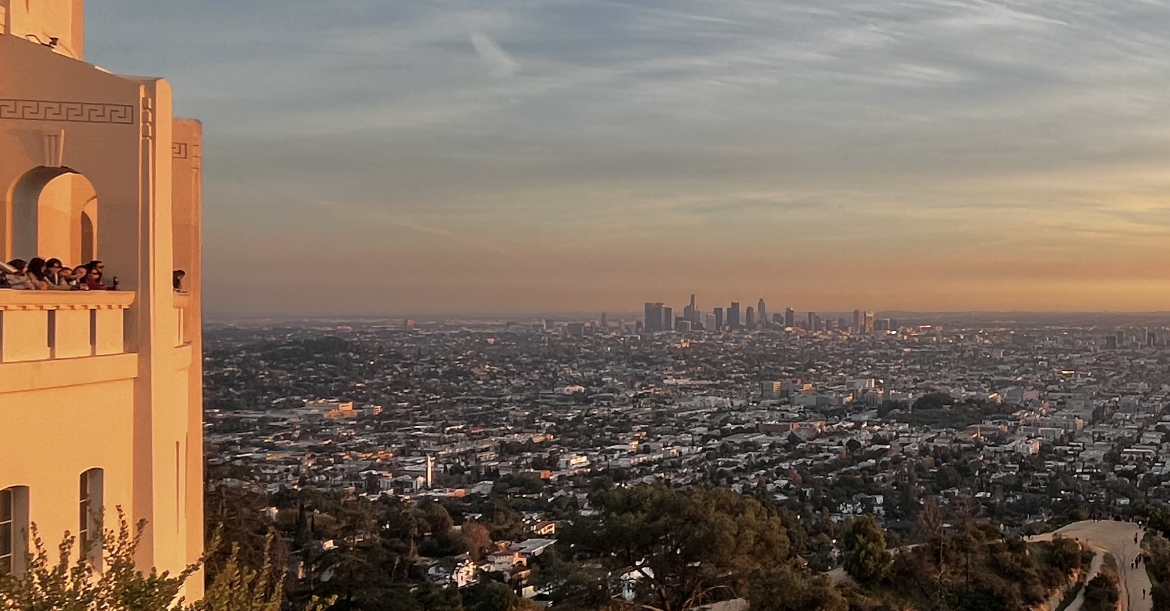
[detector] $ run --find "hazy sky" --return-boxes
[86,1,1170,315]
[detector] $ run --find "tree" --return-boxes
[463,522,494,562]
[748,565,846,611]
[0,510,330,611]
[558,485,790,611]
[462,581,525,611]
[841,515,891,586]
[1081,571,1119,611]
[1047,536,1083,575]
[195,534,332,611]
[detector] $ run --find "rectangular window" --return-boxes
[0,488,12,576]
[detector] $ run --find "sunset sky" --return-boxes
[88,1,1170,316]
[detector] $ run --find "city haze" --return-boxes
[87,1,1170,315]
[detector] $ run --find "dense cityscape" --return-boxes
[201,305,1170,610]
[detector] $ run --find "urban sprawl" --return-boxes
[203,306,1170,604]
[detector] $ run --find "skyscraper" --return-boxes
[663,307,674,331]
[728,302,741,330]
[808,311,817,331]
[714,307,724,331]
[758,298,767,328]
[784,308,795,328]
[644,302,664,333]
[745,307,756,329]
[852,310,862,333]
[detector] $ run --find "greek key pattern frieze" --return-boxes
[0,99,135,124]
[173,142,189,159]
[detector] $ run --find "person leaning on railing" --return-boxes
[82,260,119,291]
[1,259,36,289]
[44,258,74,290]
[0,258,120,291]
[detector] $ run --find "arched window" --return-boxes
[79,469,103,565]
[80,210,95,263]
[0,486,29,576]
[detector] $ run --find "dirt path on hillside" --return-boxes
[1031,521,1151,611]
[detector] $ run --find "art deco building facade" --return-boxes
[0,0,204,597]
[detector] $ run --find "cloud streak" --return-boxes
[470,32,519,77]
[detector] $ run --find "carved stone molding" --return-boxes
[173,142,189,159]
[0,99,134,124]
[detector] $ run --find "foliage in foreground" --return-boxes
[1081,569,1119,611]
[556,485,791,611]
[0,508,330,611]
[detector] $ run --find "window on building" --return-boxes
[79,469,103,565]
[0,488,12,576]
[0,486,29,576]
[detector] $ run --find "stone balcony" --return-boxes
[0,290,134,363]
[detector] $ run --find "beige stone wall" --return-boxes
[3,0,84,59]
[0,20,203,599]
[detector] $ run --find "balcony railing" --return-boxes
[0,291,135,362]
[173,291,191,347]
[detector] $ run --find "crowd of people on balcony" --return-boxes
[0,258,118,291]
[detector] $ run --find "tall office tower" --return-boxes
[773,313,784,326]
[852,310,862,333]
[807,311,817,330]
[728,302,742,330]
[864,312,875,334]
[785,308,795,328]
[0,2,205,596]
[675,319,691,333]
[889,319,899,332]
[682,294,696,326]
[745,307,756,329]
[644,302,664,332]
[758,298,767,327]
[600,312,608,330]
[837,318,848,331]
[714,307,724,331]
[705,314,716,331]
[663,307,674,331]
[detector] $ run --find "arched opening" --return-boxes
[7,166,98,264]
[79,468,103,567]
[80,209,95,263]
[0,486,30,577]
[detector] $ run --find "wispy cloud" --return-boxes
[83,0,1170,313]
[470,32,519,77]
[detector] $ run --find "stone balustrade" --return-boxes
[173,291,191,347]
[0,291,135,362]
